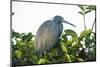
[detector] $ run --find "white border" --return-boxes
[0,0,100,67]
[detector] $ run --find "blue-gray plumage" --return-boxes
[35,15,76,56]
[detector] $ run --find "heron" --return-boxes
[35,15,76,56]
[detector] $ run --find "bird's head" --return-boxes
[52,15,76,27]
[53,15,64,23]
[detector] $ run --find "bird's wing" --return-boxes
[35,20,59,55]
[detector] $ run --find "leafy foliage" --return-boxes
[12,29,96,66]
[78,5,96,30]
[78,5,96,15]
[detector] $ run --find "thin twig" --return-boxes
[91,18,96,31]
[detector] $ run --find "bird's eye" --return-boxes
[61,19,64,22]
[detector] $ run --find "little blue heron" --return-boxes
[35,15,76,56]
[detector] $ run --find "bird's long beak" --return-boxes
[63,20,76,27]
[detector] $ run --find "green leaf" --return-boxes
[70,55,76,62]
[64,29,78,38]
[78,11,83,15]
[62,34,68,43]
[38,58,50,64]
[61,42,67,53]
[79,29,92,40]
[78,5,84,11]
[86,6,96,11]
[16,40,25,46]
[28,40,34,48]
[12,32,20,38]
[64,29,79,45]
[48,48,57,57]
[77,58,84,62]
[22,32,34,42]
[15,50,22,59]
[65,54,71,62]
[85,10,92,14]
[66,41,73,47]
[31,55,38,64]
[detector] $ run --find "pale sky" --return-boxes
[12,1,95,36]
